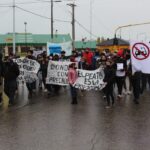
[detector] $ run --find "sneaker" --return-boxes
[117,94,121,98]
[44,89,48,92]
[32,89,36,93]
[117,95,123,99]
[123,91,128,95]
[71,101,78,105]
[127,91,132,95]
[103,95,106,99]
[105,106,111,109]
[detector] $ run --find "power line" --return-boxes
[56,3,98,38]
[92,13,112,34]
[75,20,98,38]
[16,0,98,37]
[0,0,98,38]
[0,1,49,6]
[16,6,70,23]
[0,5,11,7]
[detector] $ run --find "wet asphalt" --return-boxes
[0,84,150,150]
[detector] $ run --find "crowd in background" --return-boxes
[0,47,149,108]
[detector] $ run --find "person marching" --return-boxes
[131,65,142,104]
[0,53,3,105]
[26,50,36,98]
[103,60,115,108]
[68,63,78,105]
[3,54,20,106]
[114,51,127,99]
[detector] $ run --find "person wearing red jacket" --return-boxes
[83,48,93,70]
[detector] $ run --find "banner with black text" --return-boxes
[46,61,72,85]
[74,68,106,90]
[14,58,40,83]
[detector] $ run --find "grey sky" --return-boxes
[0,0,150,41]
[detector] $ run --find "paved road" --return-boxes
[0,85,150,150]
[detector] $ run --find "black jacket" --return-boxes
[103,66,115,85]
[3,60,20,81]
[114,57,127,72]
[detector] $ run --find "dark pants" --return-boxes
[105,83,114,106]
[132,74,141,101]
[70,85,77,104]
[42,76,46,89]
[46,84,52,92]
[26,82,35,94]
[53,85,61,94]
[141,73,150,93]
[141,73,147,93]
[0,93,2,103]
[148,74,150,88]
[4,80,17,104]
[116,76,125,95]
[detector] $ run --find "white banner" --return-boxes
[46,61,72,85]
[130,42,150,74]
[73,68,106,90]
[47,41,72,56]
[33,50,44,58]
[60,41,72,56]
[14,58,40,83]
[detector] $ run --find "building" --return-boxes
[75,40,97,51]
[0,33,72,55]
[97,38,130,52]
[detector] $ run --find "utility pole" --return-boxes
[90,0,92,42]
[67,3,76,51]
[24,22,27,51]
[13,0,16,54]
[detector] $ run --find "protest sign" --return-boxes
[73,68,106,91]
[46,61,106,90]
[131,42,150,74]
[47,41,72,56]
[46,61,72,85]
[33,50,44,58]
[60,41,72,56]
[14,58,40,83]
[47,43,61,56]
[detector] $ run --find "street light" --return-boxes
[24,22,27,51]
[114,21,150,39]
[51,0,62,41]
[90,0,95,48]
[13,0,16,54]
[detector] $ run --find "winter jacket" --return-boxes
[3,60,20,81]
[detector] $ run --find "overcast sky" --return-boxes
[0,0,150,41]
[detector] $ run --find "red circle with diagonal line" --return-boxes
[132,43,150,60]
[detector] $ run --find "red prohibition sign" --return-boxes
[132,43,150,60]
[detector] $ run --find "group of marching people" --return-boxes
[0,47,149,108]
